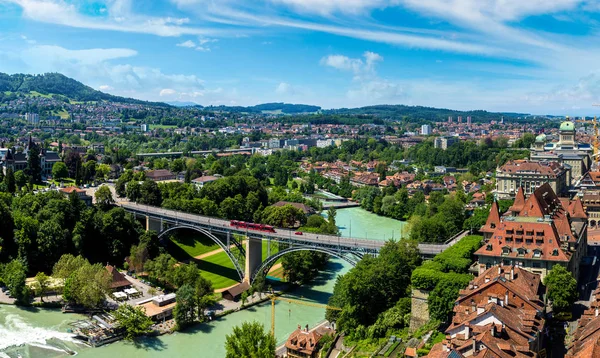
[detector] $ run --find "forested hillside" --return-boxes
[0,72,171,107]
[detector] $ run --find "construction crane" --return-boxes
[269,295,342,337]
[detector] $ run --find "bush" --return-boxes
[411,268,443,291]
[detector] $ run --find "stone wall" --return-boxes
[409,288,430,332]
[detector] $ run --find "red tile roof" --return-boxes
[508,187,525,214]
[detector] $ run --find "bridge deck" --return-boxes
[120,203,447,256]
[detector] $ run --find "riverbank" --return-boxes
[1,258,351,358]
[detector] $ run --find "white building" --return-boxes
[421,124,431,136]
[316,139,334,148]
[25,113,39,125]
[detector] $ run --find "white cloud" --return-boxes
[269,0,393,15]
[23,45,137,65]
[198,37,218,45]
[195,46,211,52]
[159,88,177,96]
[176,40,196,48]
[20,35,36,44]
[275,82,295,95]
[17,44,206,101]
[7,0,220,37]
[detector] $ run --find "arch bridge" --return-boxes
[121,203,448,283]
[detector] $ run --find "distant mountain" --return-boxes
[324,105,530,122]
[204,102,321,114]
[0,72,171,107]
[167,101,203,107]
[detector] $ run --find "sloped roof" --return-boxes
[508,187,525,214]
[105,265,131,289]
[481,201,500,234]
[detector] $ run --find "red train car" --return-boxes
[230,220,276,233]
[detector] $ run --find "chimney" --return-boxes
[596,308,599,317]
[491,324,497,337]
[511,267,515,280]
[443,342,449,352]
[485,276,490,283]
[472,338,478,353]
[504,290,509,307]
[465,324,470,339]
[471,299,476,312]
[498,266,502,276]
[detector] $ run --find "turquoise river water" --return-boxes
[0,208,405,358]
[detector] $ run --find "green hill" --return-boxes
[0,72,171,107]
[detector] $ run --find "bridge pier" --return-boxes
[244,237,263,284]
[146,215,163,232]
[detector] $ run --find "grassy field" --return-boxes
[166,232,286,289]
[168,230,220,257]
[150,124,177,130]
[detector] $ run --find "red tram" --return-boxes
[230,220,276,233]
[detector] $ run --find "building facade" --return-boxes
[495,159,570,199]
[478,184,587,280]
[530,119,593,183]
[421,124,431,136]
[434,136,458,150]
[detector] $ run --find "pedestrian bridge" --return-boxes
[120,203,450,283]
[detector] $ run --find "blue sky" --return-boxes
[2,0,600,114]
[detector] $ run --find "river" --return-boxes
[0,207,405,357]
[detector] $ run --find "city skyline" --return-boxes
[2,0,600,115]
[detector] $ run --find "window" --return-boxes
[533,250,541,258]
[552,249,559,256]
[502,247,511,256]
[517,248,526,257]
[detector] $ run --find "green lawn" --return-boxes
[195,250,241,289]
[150,124,177,130]
[168,231,220,258]
[166,233,285,289]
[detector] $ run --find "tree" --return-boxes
[4,167,15,194]
[427,273,472,322]
[95,185,114,209]
[139,180,162,206]
[96,163,111,181]
[113,304,154,340]
[126,180,141,202]
[241,291,249,307]
[51,162,69,181]
[14,170,28,189]
[224,321,276,358]
[544,265,578,313]
[26,144,42,183]
[174,283,196,329]
[2,260,29,304]
[34,272,50,302]
[327,240,421,332]
[53,255,110,308]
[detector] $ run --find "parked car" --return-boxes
[294,231,303,235]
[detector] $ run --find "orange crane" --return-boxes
[269,295,341,337]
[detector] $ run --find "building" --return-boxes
[1,136,60,178]
[477,183,587,280]
[285,326,325,358]
[434,136,458,150]
[272,201,316,216]
[105,265,131,291]
[421,124,432,136]
[138,293,177,321]
[222,282,250,301]
[495,159,570,199]
[191,175,220,189]
[25,112,39,125]
[59,186,93,206]
[269,138,283,149]
[425,265,546,358]
[530,119,593,183]
[467,116,472,125]
[582,192,600,229]
[316,139,335,148]
[566,275,600,357]
[145,169,176,181]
